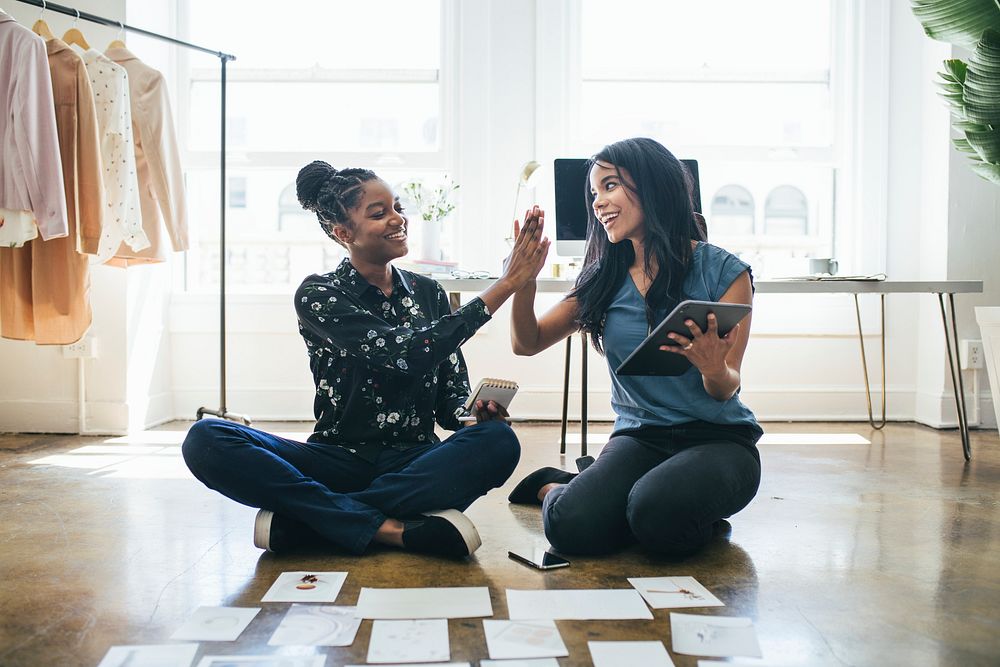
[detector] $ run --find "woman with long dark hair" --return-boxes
[508,137,762,557]
[182,161,549,559]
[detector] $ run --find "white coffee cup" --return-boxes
[808,258,838,276]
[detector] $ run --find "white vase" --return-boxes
[974,306,1000,431]
[420,218,441,262]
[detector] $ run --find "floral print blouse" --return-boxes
[294,258,491,461]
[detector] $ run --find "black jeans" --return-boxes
[543,422,761,557]
[182,419,520,554]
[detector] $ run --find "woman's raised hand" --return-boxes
[502,206,550,290]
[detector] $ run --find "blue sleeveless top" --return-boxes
[602,242,761,434]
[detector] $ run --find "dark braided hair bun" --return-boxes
[296,160,338,215]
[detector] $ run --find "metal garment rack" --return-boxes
[15,0,248,425]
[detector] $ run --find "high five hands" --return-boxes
[502,206,550,289]
[660,313,739,373]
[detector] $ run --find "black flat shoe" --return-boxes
[507,466,576,505]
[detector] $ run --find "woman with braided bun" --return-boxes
[182,161,550,558]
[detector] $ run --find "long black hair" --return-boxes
[569,137,703,354]
[296,160,379,247]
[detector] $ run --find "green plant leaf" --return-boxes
[943,58,969,82]
[911,0,1000,48]
[970,160,1000,183]
[964,28,1000,124]
[953,136,980,153]
[964,123,1000,161]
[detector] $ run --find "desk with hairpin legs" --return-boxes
[439,278,984,461]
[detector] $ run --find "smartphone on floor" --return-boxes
[508,547,570,570]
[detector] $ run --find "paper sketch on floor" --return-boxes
[627,576,724,608]
[169,606,260,641]
[195,656,326,667]
[97,643,198,667]
[267,604,362,646]
[588,641,675,667]
[357,586,493,619]
[480,660,560,667]
[260,571,348,602]
[670,613,762,658]
[366,619,450,663]
[505,589,653,620]
[483,619,569,659]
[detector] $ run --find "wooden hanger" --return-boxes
[107,20,126,50]
[32,1,54,40]
[62,10,91,49]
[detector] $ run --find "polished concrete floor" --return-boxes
[1,421,998,667]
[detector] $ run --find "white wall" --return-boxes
[3,0,996,433]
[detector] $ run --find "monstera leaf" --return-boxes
[913,1,1000,185]
[912,0,1000,48]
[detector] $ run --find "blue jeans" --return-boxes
[181,419,520,554]
[543,422,761,557]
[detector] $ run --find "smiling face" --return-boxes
[333,179,409,264]
[589,161,645,246]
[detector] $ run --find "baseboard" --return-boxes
[15,386,987,433]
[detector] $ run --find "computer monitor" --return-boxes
[553,157,701,257]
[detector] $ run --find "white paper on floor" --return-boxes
[588,640,675,667]
[627,576,724,609]
[260,571,348,603]
[480,660,561,667]
[357,586,493,619]
[97,643,198,667]
[670,612,762,658]
[505,589,653,620]
[483,619,569,659]
[169,606,260,642]
[267,604,361,646]
[366,619,450,663]
[195,656,325,667]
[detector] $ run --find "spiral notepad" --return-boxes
[460,377,518,417]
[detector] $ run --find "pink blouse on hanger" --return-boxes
[0,10,68,244]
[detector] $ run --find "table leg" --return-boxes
[560,336,571,455]
[853,293,887,429]
[937,293,972,461]
[581,332,588,458]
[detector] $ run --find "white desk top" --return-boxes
[438,278,984,295]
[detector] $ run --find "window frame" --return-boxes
[534,0,891,278]
[172,0,460,293]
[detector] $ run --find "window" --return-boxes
[711,185,755,236]
[176,0,452,292]
[543,0,847,276]
[764,185,809,235]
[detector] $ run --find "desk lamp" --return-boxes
[507,160,542,244]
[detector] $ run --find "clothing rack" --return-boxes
[14,0,249,426]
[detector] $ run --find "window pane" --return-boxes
[186,168,456,292]
[580,81,832,149]
[188,81,440,153]
[581,0,830,75]
[187,0,441,70]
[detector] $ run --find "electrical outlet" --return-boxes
[63,337,98,359]
[960,339,983,370]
